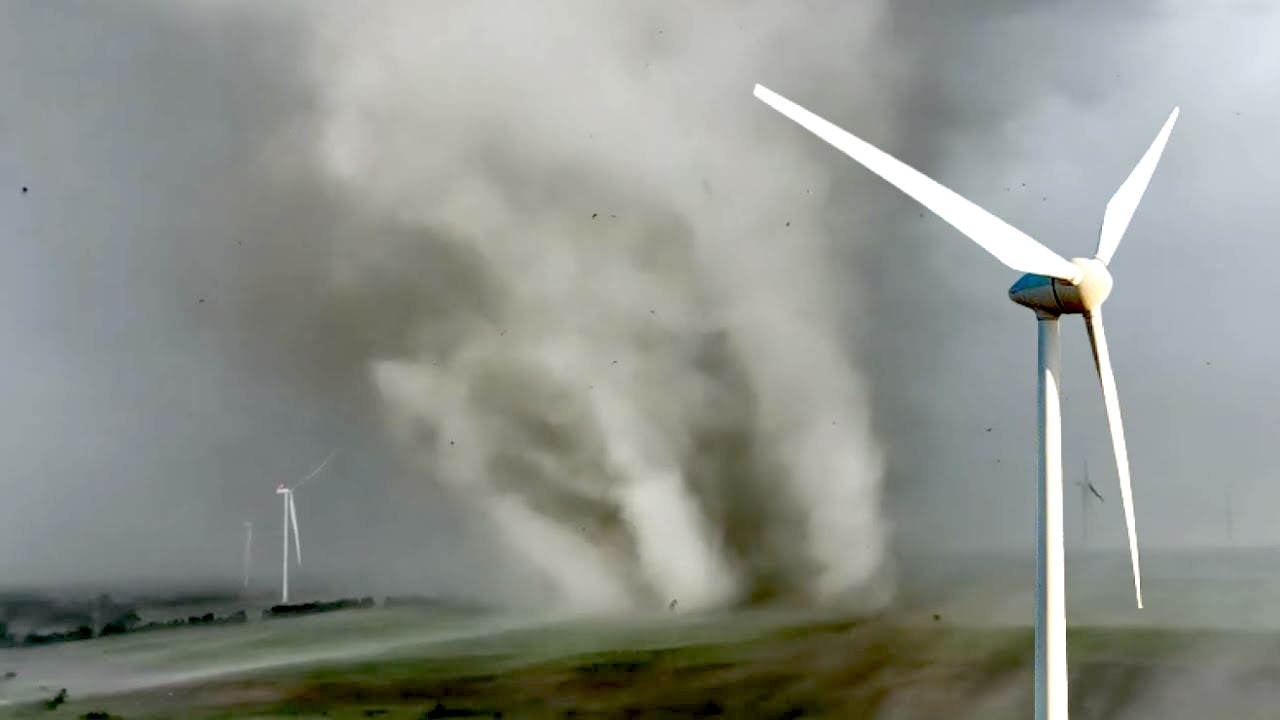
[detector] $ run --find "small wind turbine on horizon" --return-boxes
[242,521,253,590]
[1224,477,1235,543]
[276,450,336,605]
[753,83,1177,720]
[1074,460,1104,548]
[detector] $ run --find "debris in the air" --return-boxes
[44,688,68,710]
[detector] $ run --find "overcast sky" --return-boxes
[0,2,500,597]
[0,0,1277,600]
[877,0,1280,553]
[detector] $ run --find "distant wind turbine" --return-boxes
[242,521,253,590]
[1224,477,1235,543]
[276,450,335,604]
[1074,461,1104,547]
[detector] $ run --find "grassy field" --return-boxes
[6,608,1280,719]
[9,550,1280,718]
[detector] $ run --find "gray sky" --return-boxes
[0,0,1275,600]
[874,1,1280,553]
[0,1,495,596]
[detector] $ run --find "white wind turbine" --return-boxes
[242,521,253,590]
[275,450,336,605]
[753,84,1177,720]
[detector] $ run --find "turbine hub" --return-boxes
[1008,257,1114,316]
[1069,257,1113,311]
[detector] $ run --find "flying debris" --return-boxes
[753,83,1178,720]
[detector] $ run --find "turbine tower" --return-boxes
[753,83,1177,720]
[275,450,335,605]
[242,521,253,590]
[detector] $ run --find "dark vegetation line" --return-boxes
[0,594,479,649]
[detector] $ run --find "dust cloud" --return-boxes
[263,0,909,614]
[3,0,943,605]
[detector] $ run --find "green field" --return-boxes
[5,606,1278,719]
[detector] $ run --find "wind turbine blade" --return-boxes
[288,494,302,567]
[292,449,336,491]
[1084,311,1142,608]
[753,84,1081,282]
[1095,107,1179,265]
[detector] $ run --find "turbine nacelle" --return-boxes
[1009,257,1114,317]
